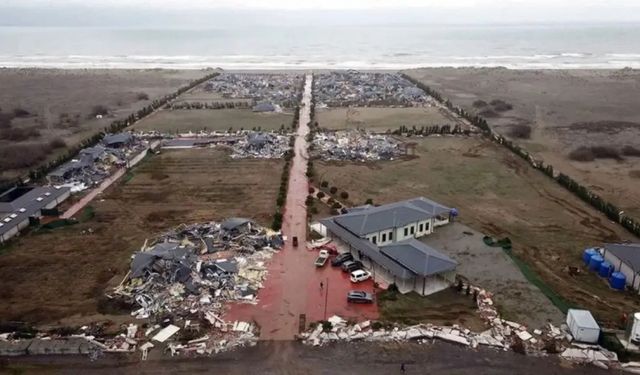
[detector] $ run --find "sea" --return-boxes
[1,23,639,70]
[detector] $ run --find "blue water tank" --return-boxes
[450,208,459,217]
[583,248,599,265]
[610,272,626,290]
[599,261,613,278]
[589,255,604,271]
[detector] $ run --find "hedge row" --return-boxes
[0,72,220,194]
[401,73,640,239]
[271,136,296,231]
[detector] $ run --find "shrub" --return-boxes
[327,197,335,204]
[490,99,513,112]
[317,191,325,199]
[0,127,41,141]
[321,181,329,188]
[49,137,66,149]
[508,124,532,139]
[332,202,342,210]
[472,100,488,108]
[310,206,319,215]
[321,321,332,332]
[329,186,338,195]
[308,187,315,194]
[90,105,109,117]
[137,92,150,101]
[622,145,640,157]
[365,198,373,205]
[340,191,349,200]
[569,146,623,162]
[13,108,31,118]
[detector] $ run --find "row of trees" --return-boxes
[271,136,296,230]
[401,73,640,239]
[170,101,250,110]
[8,73,219,188]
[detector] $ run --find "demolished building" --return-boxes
[311,131,403,161]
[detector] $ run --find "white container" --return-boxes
[629,312,640,343]
[566,309,600,344]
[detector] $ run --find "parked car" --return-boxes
[314,250,330,267]
[331,252,353,267]
[341,260,363,273]
[347,290,374,304]
[350,269,372,283]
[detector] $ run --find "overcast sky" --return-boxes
[1,0,639,26]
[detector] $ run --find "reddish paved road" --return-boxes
[226,74,378,340]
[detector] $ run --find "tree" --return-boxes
[340,191,349,200]
[329,186,338,195]
[365,198,373,205]
[308,187,315,194]
[317,191,325,199]
[321,181,329,188]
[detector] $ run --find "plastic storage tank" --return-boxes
[583,248,599,265]
[610,272,626,290]
[599,261,614,278]
[629,313,640,343]
[588,254,604,272]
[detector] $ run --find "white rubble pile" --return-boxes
[312,130,402,161]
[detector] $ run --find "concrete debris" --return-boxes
[312,130,402,161]
[314,71,434,107]
[148,130,292,159]
[48,132,148,189]
[152,325,180,343]
[204,73,303,108]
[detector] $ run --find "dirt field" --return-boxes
[0,149,283,326]
[405,68,640,220]
[316,106,452,133]
[131,109,293,133]
[316,136,640,327]
[0,68,208,181]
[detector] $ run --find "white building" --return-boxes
[0,186,71,243]
[315,197,457,296]
[602,243,640,292]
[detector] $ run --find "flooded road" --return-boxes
[226,74,314,340]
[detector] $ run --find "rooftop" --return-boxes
[380,239,457,277]
[0,186,71,238]
[604,243,640,272]
[334,197,451,236]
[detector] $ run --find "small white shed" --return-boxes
[566,309,600,344]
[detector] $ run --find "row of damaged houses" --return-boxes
[314,71,433,107]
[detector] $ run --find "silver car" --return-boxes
[346,290,374,304]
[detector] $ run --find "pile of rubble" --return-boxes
[105,218,282,357]
[205,73,303,108]
[48,132,148,191]
[230,132,292,159]
[311,131,402,161]
[314,71,433,107]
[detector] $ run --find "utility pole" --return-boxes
[323,277,329,320]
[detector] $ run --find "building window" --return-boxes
[372,235,377,244]
[389,231,393,241]
[425,222,430,232]
[382,233,386,242]
[410,226,415,235]
[419,223,424,232]
[404,228,408,236]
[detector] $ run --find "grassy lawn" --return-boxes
[316,107,452,132]
[132,109,294,133]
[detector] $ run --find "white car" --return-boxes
[350,269,371,283]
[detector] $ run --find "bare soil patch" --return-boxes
[317,136,639,327]
[0,149,282,326]
[316,107,452,133]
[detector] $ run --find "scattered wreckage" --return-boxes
[314,71,433,107]
[47,132,148,192]
[300,283,622,371]
[311,131,402,161]
[204,73,303,109]
[102,218,283,357]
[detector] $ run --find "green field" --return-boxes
[316,107,452,132]
[132,109,293,133]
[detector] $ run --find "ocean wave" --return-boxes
[0,54,639,70]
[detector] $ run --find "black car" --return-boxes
[331,252,353,267]
[347,290,374,304]
[341,260,363,273]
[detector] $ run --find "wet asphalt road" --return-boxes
[1,341,609,375]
